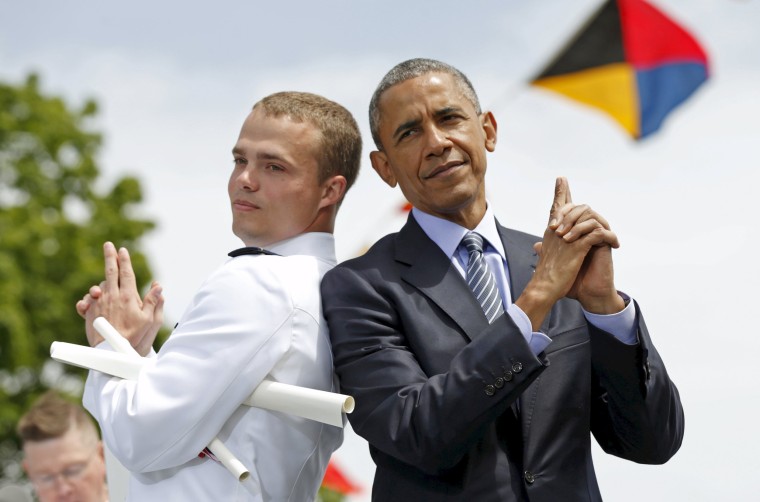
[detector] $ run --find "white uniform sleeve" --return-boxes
[83,258,294,472]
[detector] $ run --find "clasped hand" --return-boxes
[532,177,625,315]
[75,242,164,356]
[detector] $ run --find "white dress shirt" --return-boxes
[83,232,343,501]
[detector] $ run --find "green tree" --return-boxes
[0,74,159,480]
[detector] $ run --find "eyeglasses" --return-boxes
[30,456,93,490]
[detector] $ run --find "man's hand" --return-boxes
[550,180,624,314]
[517,178,621,329]
[75,242,164,356]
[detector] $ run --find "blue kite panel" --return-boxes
[635,62,708,138]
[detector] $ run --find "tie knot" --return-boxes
[462,232,485,254]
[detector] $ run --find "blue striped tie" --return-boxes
[463,232,505,324]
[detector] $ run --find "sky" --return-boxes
[3,0,760,500]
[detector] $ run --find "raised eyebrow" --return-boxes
[232,146,245,156]
[434,106,465,119]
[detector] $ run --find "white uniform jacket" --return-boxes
[83,232,343,501]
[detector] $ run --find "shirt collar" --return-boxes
[266,232,337,265]
[411,203,506,260]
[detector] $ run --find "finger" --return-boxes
[549,177,570,227]
[76,299,88,318]
[573,226,620,249]
[89,285,103,298]
[557,205,611,238]
[77,291,97,314]
[141,282,164,316]
[532,242,543,255]
[153,292,165,328]
[118,247,139,295]
[103,242,120,295]
[562,218,602,242]
[555,203,587,235]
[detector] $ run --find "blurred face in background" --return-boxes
[23,425,107,502]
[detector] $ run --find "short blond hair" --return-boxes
[17,391,99,447]
[253,91,362,196]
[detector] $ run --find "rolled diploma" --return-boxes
[71,317,353,427]
[51,342,352,427]
[50,341,249,481]
[91,318,249,482]
[244,381,354,427]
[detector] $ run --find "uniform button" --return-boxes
[484,384,496,396]
[524,471,535,484]
[512,362,523,373]
[503,370,513,382]
[494,377,504,389]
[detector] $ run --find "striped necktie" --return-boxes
[463,232,505,324]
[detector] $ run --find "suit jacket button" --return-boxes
[524,471,535,484]
[484,384,496,396]
[494,377,504,389]
[512,362,523,373]
[503,370,513,382]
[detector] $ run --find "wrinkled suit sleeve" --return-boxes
[589,300,684,464]
[322,264,545,474]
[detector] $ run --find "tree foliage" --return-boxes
[0,74,159,479]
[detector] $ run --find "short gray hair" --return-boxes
[369,58,482,149]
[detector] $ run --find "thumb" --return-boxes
[533,241,543,255]
[153,293,165,328]
[141,282,163,315]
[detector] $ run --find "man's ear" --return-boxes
[482,111,497,152]
[319,175,348,209]
[370,150,397,188]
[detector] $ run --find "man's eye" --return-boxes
[233,157,247,166]
[265,164,284,172]
[398,129,416,142]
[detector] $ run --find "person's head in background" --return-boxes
[17,391,107,502]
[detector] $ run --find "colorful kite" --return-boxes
[532,0,709,139]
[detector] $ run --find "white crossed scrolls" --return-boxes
[50,317,354,482]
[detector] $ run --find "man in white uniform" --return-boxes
[75,91,362,501]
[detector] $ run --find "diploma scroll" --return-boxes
[49,343,353,427]
[51,317,353,483]
[244,380,354,426]
[92,318,251,481]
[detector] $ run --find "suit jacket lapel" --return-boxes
[395,215,489,342]
[497,223,538,303]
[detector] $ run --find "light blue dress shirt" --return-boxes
[412,205,637,356]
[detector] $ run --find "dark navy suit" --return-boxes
[321,215,683,501]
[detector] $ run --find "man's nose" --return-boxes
[235,166,260,191]
[424,125,453,157]
[52,476,74,497]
